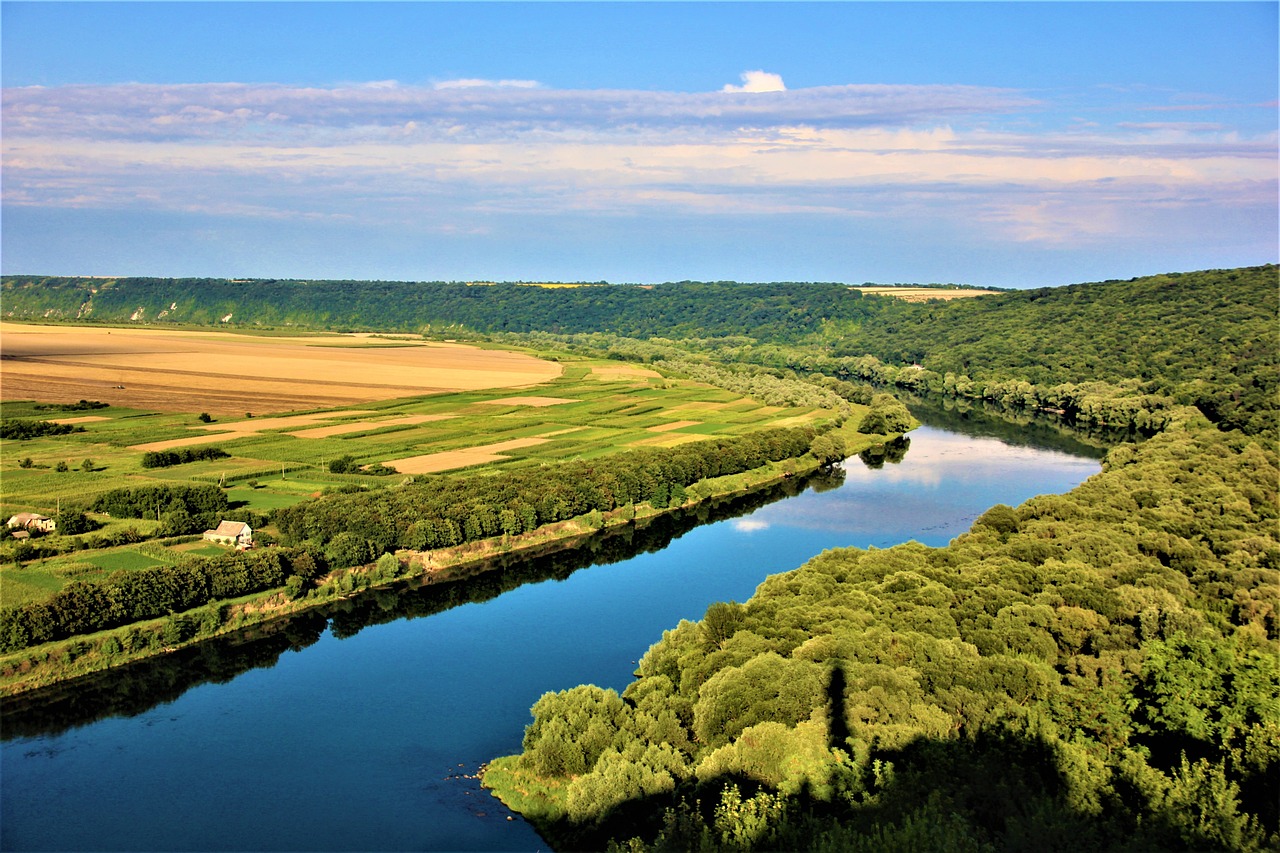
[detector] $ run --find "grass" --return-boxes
[82,550,170,572]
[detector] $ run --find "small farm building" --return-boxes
[7,512,56,533]
[203,520,253,549]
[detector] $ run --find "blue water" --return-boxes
[0,425,1099,851]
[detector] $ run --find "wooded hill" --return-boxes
[475,267,1279,852]
[0,276,883,342]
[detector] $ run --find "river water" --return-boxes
[0,416,1102,851]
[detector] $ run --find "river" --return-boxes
[0,414,1103,851]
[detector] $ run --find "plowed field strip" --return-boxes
[383,437,551,474]
[7,356,440,392]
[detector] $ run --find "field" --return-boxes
[1,330,847,608]
[0,323,562,415]
[853,286,999,302]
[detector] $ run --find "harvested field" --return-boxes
[478,396,577,407]
[131,432,258,452]
[854,286,999,302]
[46,415,112,425]
[129,410,382,450]
[0,323,561,415]
[384,437,551,474]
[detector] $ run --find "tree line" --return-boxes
[0,547,322,652]
[0,276,885,343]
[0,420,85,440]
[274,426,821,568]
[140,447,231,468]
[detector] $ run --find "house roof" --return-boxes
[7,512,50,526]
[211,520,251,537]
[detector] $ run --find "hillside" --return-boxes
[476,266,1279,852]
[0,276,887,343]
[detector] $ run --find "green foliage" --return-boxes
[0,420,84,440]
[0,546,321,653]
[0,276,880,343]
[89,483,229,520]
[857,393,917,435]
[140,447,230,468]
[490,419,1280,850]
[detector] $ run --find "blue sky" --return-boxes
[2,2,1276,287]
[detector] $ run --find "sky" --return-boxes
[1,2,1276,288]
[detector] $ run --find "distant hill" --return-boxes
[818,265,1278,436]
[0,276,890,343]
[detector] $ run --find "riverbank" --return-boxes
[0,426,899,697]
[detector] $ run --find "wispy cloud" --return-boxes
[432,78,541,90]
[1,81,1038,142]
[2,79,1274,252]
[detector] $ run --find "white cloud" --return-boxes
[723,70,786,94]
[433,78,540,90]
[732,518,770,533]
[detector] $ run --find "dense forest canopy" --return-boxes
[0,276,882,342]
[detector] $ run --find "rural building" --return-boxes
[6,512,56,533]
[203,520,253,549]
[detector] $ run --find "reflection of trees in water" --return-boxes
[857,436,910,470]
[901,392,1118,459]
[1,472,822,741]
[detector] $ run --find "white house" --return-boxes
[202,520,253,549]
[7,512,56,533]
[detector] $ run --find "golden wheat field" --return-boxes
[0,323,562,414]
[853,287,999,302]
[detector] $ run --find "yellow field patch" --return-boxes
[129,410,381,450]
[647,420,701,432]
[0,323,561,415]
[591,365,662,380]
[383,437,550,474]
[629,434,709,447]
[46,415,112,424]
[287,414,455,438]
[478,396,578,407]
[131,432,259,452]
[854,286,999,302]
